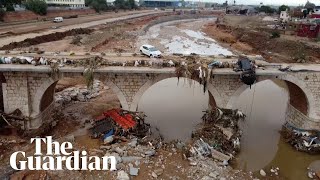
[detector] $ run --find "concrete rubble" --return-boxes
[54,80,104,105]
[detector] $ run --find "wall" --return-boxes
[2,9,96,23]
[286,104,320,130]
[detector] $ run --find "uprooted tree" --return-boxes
[25,0,47,15]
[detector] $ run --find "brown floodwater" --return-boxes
[138,78,320,180]
[138,78,208,141]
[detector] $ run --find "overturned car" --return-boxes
[234,56,256,87]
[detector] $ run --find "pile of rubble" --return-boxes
[55,80,105,105]
[280,122,320,154]
[188,108,245,164]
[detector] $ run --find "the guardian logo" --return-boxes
[10,136,116,171]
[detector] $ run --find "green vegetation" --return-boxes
[271,31,280,38]
[278,5,290,14]
[25,0,48,15]
[0,8,5,21]
[86,0,108,12]
[258,5,276,14]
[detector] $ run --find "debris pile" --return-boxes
[89,108,150,144]
[0,109,27,133]
[0,28,93,50]
[189,108,245,163]
[55,80,105,105]
[280,122,320,154]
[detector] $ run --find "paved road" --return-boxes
[0,10,154,34]
[0,11,168,48]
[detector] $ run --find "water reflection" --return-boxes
[236,80,289,171]
[138,78,208,141]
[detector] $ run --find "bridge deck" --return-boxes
[0,64,292,75]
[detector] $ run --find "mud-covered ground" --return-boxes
[0,78,258,180]
[202,15,320,64]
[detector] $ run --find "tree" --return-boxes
[6,4,15,11]
[304,1,315,10]
[114,0,129,9]
[258,5,276,14]
[85,0,109,12]
[26,0,47,15]
[128,0,136,9]
[278,5,290,13]
[0,8,5,21]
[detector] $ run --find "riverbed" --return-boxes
[137,77,320,180]
[137,18,233,56]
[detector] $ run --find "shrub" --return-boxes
[0,8,5,21]
[26,0,47,15]
[271,31,280,38]
[6,4,15,11]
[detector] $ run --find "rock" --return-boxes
[260,169,266,177]
[121,156,142,163]
[190,161,198,166]
[151,172,158,178]
[222,160,228,166]
[128,138,138,147]
[117,170,130,180]
[145,149,156,156]
[209,172,219,178]
[220,178,226,180]
[176,141,185,150]
[154,168,164,176]
[308,171,314,179]
[115,147,124,155]
[100,145,111,150]
[129,166,139,176]
[201,176,212,180]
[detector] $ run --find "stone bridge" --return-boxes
[1,65,320,130]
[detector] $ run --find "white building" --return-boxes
[44,0,85,8]
[280,10,290,22]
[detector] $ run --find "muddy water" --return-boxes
[138,77,208,141]
[138,78,320,180]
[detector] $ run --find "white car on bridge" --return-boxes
[139,45,162,58]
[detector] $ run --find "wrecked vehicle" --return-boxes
[235,56,256,87]
[90,109,150,144]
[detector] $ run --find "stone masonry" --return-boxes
[0,65,320,130]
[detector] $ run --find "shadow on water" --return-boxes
[138,77,208,142]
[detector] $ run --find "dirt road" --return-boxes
[0,10,154,35]
[0,11,168,48]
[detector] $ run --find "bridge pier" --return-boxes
[1,72,55,129]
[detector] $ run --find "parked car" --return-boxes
[139,45,162,58]
[53,17,63,23]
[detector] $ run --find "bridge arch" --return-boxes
[226,74,316,118]
[32,78,57,116]
[104,80,129,110]
[129,74,223,111]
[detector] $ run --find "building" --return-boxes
[310,6,320,18]
[140,0,180,7]
[297,22,320,38]
[280,10,290,22]
[44,0,85,8]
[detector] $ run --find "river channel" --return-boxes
[138,78,320,180]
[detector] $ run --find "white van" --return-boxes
[53,17,63,23]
